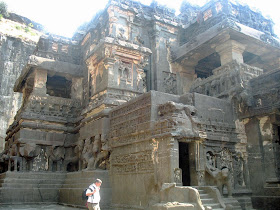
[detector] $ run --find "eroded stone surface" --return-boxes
[0,0,279,209]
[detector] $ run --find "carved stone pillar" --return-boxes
[33,69,47,95]
[216,40,245,65]
[189,141,205,186]
[71,77,83,100]
[22,158,27,171]
[243,155,251,188]
[172,60,197,94]
[105,57,117,87]
[170,139,180,184]
[179,70,196,94]
[8,158,11,171]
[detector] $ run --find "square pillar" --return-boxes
[71,77,83,100]
[216,40,245,65]
[33,69,47,95]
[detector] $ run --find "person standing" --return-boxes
[86,178,102,210]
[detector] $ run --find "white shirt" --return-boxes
[86,183,101,204]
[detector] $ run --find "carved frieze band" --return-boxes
[111,150,154,174]
[190,61,263,97]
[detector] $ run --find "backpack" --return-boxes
[82,186,95,200]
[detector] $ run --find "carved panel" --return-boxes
[163,71,177,94]
[26,95,81,118]
[190,61,263,98]
[111,151,154,174]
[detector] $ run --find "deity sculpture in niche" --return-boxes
[174,168,182,185]
[118,60,132,85]
[33,148,48,171]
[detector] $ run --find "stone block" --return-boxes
[151,202,195,210]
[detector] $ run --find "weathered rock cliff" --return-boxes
[0,17,41,151]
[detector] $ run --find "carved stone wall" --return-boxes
[179,0,276,46]
[0,0,280,209]
[190,61,263,99]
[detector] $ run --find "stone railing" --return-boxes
[23,94,82,119]
[190,61,263,98]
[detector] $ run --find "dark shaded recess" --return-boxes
[195,52,221,79]
[46,75,71,98]
[179,142,190,186]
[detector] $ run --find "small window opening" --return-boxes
[46,75,71,98]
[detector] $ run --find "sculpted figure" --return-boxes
[87,135,110,170]
[76,139,84,170]
[95,136,110,169]
[64,147,79,172]
[19,143,40,158]
[46,146,65,171]
[205,152,232,197]
[174,168,182,185]
[81,138,92,169]
[87,136,100,170]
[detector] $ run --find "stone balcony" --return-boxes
[190,61,263,98]
[24,94,82,120]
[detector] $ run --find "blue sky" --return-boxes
[2,0,280,38]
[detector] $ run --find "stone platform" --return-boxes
[0,204,83,209]
[0,170,112,209]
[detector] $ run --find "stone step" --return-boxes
[0,171,66,204]
[201,198,216,204]
[0,183,64,189]
[1,171,66,179]
[60,182,111,189]
[59,170,112,209]
[0,188,60,203]
[203,203,222,209]
[1,177,65,184]
[197,189,207,195]
[200,193,211,199]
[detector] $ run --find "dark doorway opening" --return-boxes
[179,142,190,186]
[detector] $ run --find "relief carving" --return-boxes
[80,135,110,170]
[174,168,182,185]
[205,151,233,197]
[158,101,198,139]
[117,60,132,85]
[46,146,65,171]
[163,72,177,94]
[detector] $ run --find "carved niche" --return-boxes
[117,59,132,85]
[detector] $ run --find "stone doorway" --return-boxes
[179,142,190,186]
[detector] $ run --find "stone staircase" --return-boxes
[193,186,225,210]
[194,186,243,210]
[0,171,66,204]
[58,169,112,209]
